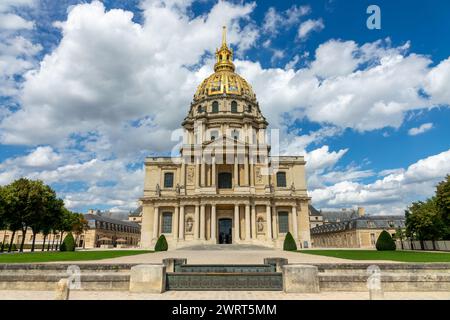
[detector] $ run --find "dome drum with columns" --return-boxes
[140,27,311,249]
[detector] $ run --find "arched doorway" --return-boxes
[218,218,232,244]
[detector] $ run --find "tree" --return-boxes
[71,213,89,247]
[283,232,297,251]
[0,186,6,252]
[436,175,450,239]
[405,197,445,241]
[376,230,396,251]
[60,232,76,252]
[2,179,35,252]
[154,235,168,251]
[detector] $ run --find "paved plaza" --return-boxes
[69,245,396,265]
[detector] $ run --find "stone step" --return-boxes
[318,272,450,292]
[0,272,130,291]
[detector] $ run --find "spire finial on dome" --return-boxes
[214,26,234,72]
[222,25,227,47]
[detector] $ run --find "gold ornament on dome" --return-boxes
[193,26,257,103]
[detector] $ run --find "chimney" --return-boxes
[357,207,365,217]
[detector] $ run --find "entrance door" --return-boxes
[218,218,232,244]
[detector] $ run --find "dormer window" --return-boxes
[247,105,252,113]
[197,106,203,113]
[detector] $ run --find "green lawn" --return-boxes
[299,250,450,263]
[0,250,152,263]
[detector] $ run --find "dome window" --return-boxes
[231,101,238,113]
[212,101,219,113]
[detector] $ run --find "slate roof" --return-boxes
[129,206,142,217]
[84,214,141,229]
[309,205,321,216]
[310,215,405,235]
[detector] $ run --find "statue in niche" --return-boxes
[185,217,194,233]
[155,184,161,196]
[257,216,265,233]
[176,183,181,194]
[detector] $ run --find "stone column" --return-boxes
[245,204,251,241]
[200,204,206,240]
[181,161,186,188]
[292,205,298,240]
[249,163,254,186]
[179,206,185,240]
[251,204,256,239]
[266,205,272,240]
[272,205,278,239]
[152,206,159,240]
[244,152,249,186]
[173,206,179,240]
[201,159,206,187]
[195,161,200,188]
[212,156,216,188]
[211,204,217,243]
[234,155,239,187]
[234,204,240,242]
[194,205,200,239]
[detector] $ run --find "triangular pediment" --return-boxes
[203,135,247,148]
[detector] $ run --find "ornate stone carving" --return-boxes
[187,167,195,185]
[255,167,263,184]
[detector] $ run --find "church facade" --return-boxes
[140,28,311,249]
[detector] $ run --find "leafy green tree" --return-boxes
[0,186,7,252]
[283,232,297,251]
[154,235,168,251]
[405,197,445,241]
[2,179,35,252]
[72,213,89,247]
[436,175,450,239]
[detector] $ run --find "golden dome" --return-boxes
[193,26,257,103]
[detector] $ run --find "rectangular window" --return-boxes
[278,212,289,233]
[370,233,376,245]
[276,172,287,187]
[162,212,173,234]
[164,172,174,188]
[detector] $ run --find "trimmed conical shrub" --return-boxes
[154,234,168,251]
[60,232,76,252]
[376,230,396,251]
[283,232,297,251]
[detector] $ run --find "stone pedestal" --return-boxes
[264,257,288,272]
[162,258,187,272]
[129,264,166,293]
[282,265,320,293]
[54,279,69,300]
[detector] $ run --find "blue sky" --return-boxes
[0,0,449,215]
